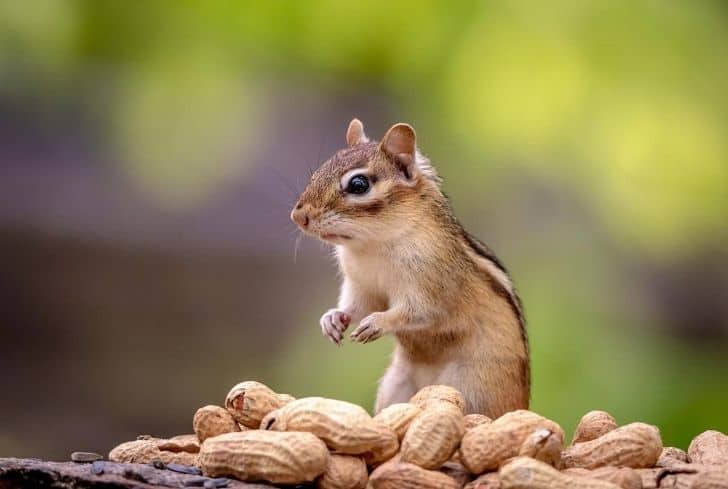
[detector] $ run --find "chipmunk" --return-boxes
[291,119,529,417]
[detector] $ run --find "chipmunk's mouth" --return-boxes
[320,233,352,242]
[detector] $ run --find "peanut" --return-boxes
[500,457,621,489]
[277,393,297,404]
[572,411,618,444]
[464,414,492,431]
[688,430,728,466]
[109,437,199,466]
[410,385,466,413]
[261,397,398,456]
[519,428,563,468]
[633,467,665,489]
[460,410,565,474]
[199,430,328,484]
[361,425,400,467]
[224,381,286,428]
[562,467,642,489]
[193,405,240,442]
[562,422,662,469]
[656,446,689,467]
[317,454,368,489]
[373,403,422,441]
[637,462,727,489]
[157,433,200,453]
[691,466,728,489]
[454,413,492,465]
[369,460,460,489]
[464,472,501,489]
[400,400,465,469]
[440,460,474,487]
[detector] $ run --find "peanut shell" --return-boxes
[562,422,662,469]
[691,466,728,489]
[688,430,728,466]
[261,397,398,456]
[409,385,466,413]
[572,411,618,444]
[225,380,285,428]
[361,422,400,466]
[373,403,422,440]
[440,460,474,487]
[464,414,492,431]
[636,467,672,489]
[460,409,565,474]
[563,467,642,489]
[518,428,563,467]
[158,434,200,453]
[109,438,199,466]
[199,430,328,484]
[193,405,240,442]
[317,454,368,489]
[400,400,464,469]
[464,472,501,489]
[277,393,296,404]
[369,460,460,489]
[656,446,689,467]
[500,457,621,489]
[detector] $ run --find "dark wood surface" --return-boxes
[0,458,276,489]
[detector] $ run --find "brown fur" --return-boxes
[291,120,530,417]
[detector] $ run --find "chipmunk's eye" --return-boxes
[345,174,370,195]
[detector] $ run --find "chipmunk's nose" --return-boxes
[291,204,310,229]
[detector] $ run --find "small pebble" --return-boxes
[150,460,166,470]
[71,452,103,463]
[137,434,153,440]
[91,460,105,475]
[166,463,202,475]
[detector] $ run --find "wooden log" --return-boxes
[0,457,275,489]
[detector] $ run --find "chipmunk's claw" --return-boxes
[350,314,383,343]
[320,309,350,346]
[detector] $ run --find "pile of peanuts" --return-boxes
[109,381,728,488]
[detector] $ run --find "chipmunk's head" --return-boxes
[291,119,440,245]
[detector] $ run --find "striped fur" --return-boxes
[292,121,530,417]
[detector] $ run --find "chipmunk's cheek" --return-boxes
[358,200,386,215]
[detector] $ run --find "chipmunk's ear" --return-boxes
[346,118,368,147]
[380,123,417,180]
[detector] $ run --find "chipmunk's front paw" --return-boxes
[320,309,351,346]
[350,313,384,344]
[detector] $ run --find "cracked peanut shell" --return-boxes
[518,428,563,467]
[225,381,288,428]
[460,409,565,474]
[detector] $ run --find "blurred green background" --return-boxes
[0,1,726,459]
